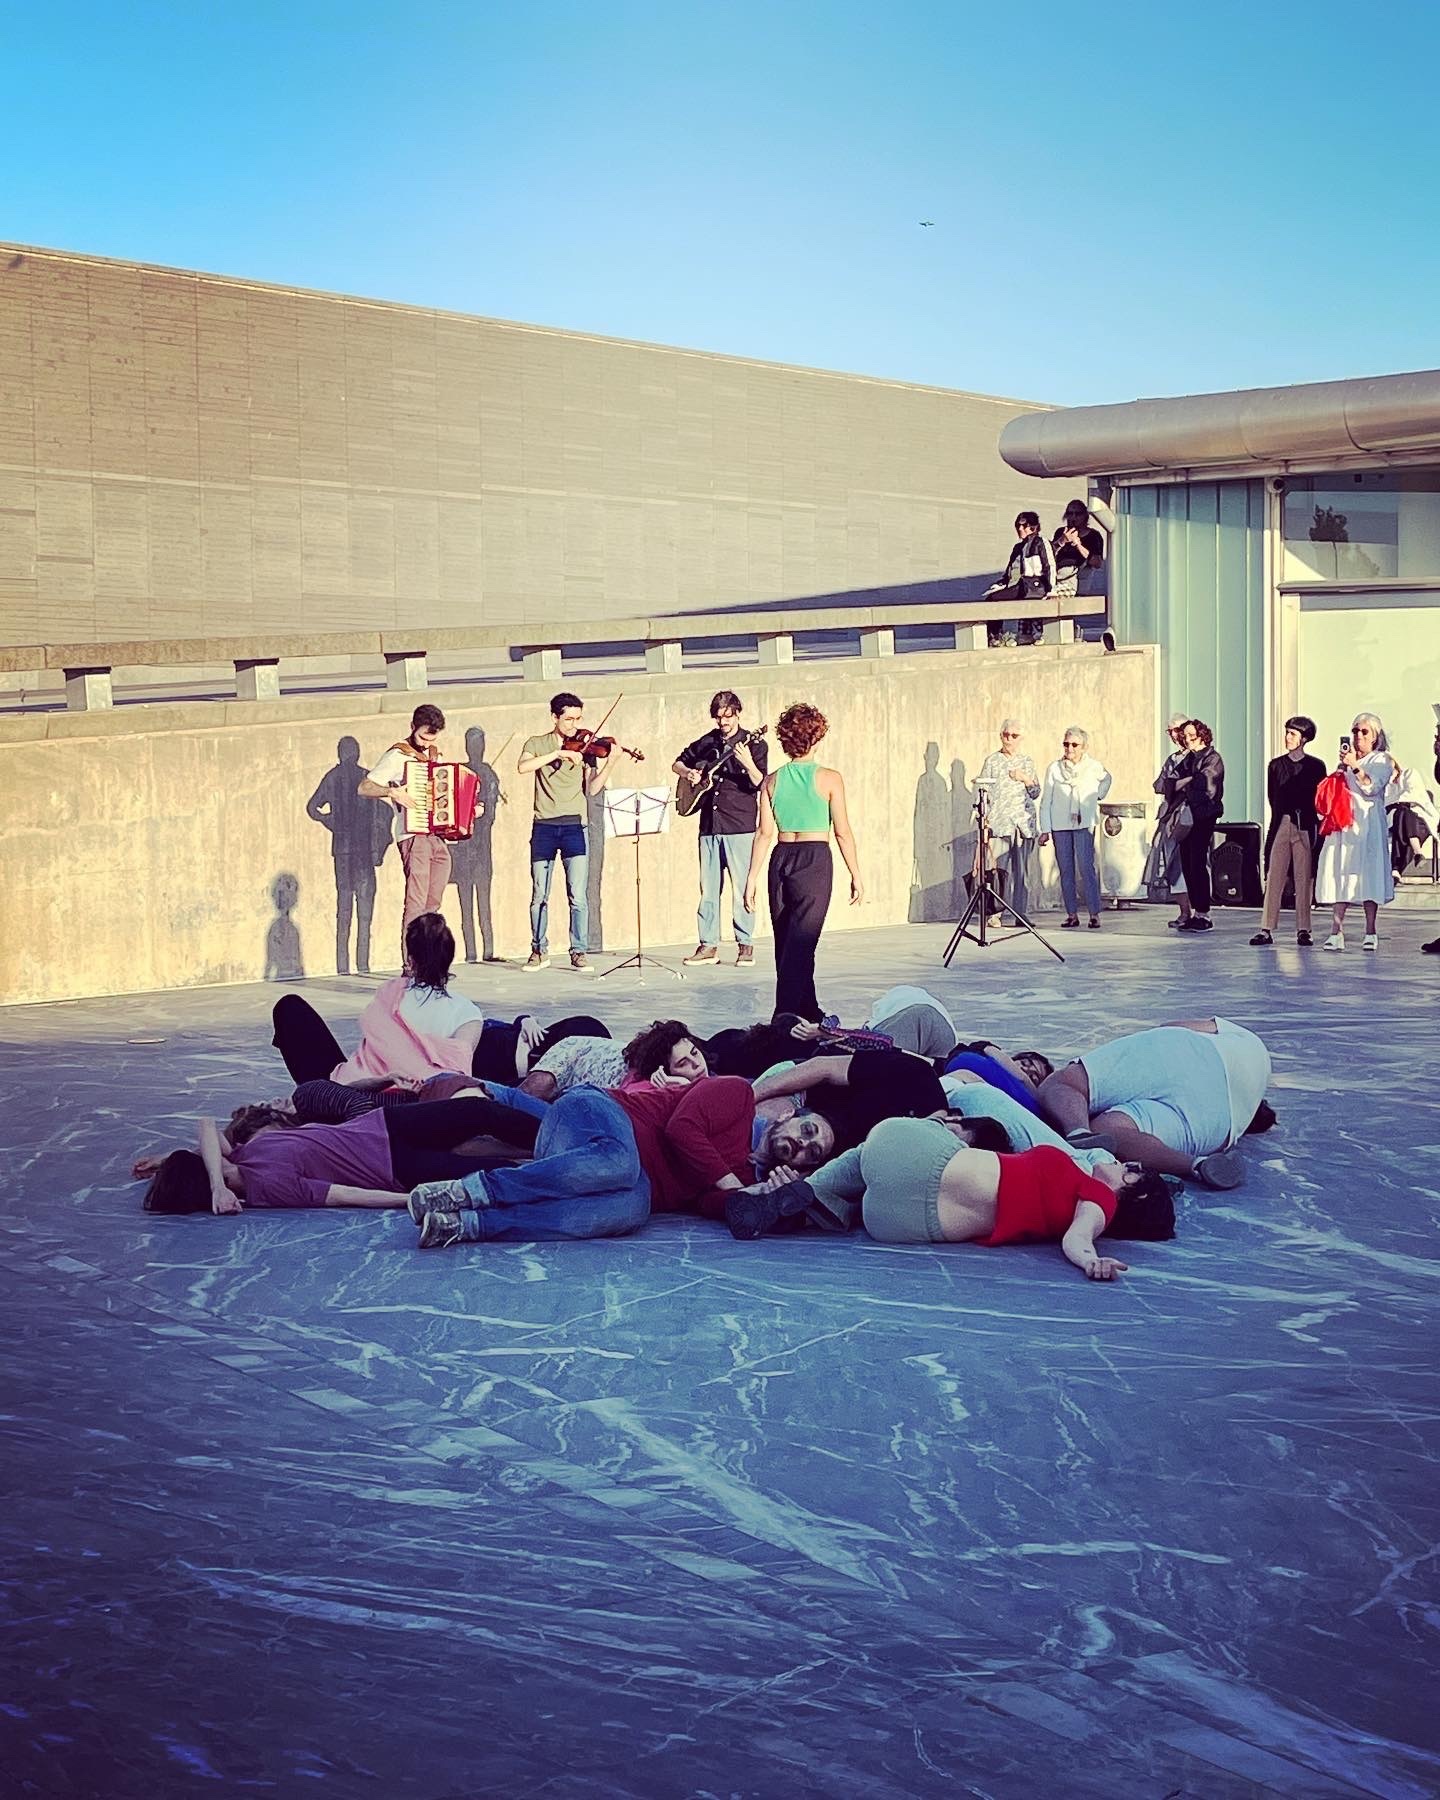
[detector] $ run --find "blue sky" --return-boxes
[6,1,1435,406]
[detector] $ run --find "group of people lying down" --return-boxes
[137,912,1276,1282]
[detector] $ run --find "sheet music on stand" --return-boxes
[600,788,680,978]
[603,787,672,839]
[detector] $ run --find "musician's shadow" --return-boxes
[449,727,504,963]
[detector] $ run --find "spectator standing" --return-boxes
[1251,715,1326,948]
[977,720,1041,925]
[1038,726,1113,928]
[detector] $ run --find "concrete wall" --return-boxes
[1,646,1158,1005]
[0,243,1063,650]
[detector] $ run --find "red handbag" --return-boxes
[1315,771,1354,836]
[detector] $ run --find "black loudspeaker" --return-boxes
[1211,822,1263,907]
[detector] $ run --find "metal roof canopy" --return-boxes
[999,369,1440,482]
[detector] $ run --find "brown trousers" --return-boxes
[1261,816,1313,932]
[399,834,453,963]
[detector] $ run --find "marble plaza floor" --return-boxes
[3,907,1438,1799]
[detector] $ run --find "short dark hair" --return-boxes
[963,1116,1013,1154]
[410,703,445,734]
[551,692,583,716]
[1244,1100,1277,1135]
[623,1019,704,1079]
[143,1150,211,1214]
[1284,716,1317,744]
[1063,498,1090,520]
[1015,1050,1054,1083]
[710,690,742,718]
[405,911,456,994]
[1014,510,1040,530]
[1105,1171,1178,1242]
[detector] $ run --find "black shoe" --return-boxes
[1423,938,1440,955]
[1249,930,1273,946]
[1061,915,1080,928]
[1088,916,1101,930]
[1179,915,1214,933]
[1296,930,1313,947]
[725,1183,812,1240]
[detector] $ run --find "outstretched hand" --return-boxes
[131,1153,164,1180]
[1083,1255,1128,1281]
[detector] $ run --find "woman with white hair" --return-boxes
[976,719,1041,924]
[1316,712,1396,952]
[1038,727,1113,928]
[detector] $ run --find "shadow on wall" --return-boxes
[907,743,979,924]
[449,727,503,963]
[264,873,305,981]
[306,736,392,976]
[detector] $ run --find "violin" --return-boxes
[561,729,644,764]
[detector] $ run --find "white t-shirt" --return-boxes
[1211,1018,1272,1145]
[370,744,422,843]
[398,983,484,1040]
[532,1036,628,1092]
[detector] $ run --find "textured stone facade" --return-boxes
[0,244,1061,648]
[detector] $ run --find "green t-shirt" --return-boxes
[524,733,586,820]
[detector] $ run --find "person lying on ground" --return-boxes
[136,1093,543,1217]
[1035,1017,1274,1188]
[518,1018,709,1102]
[407,1075,759,1246]
[726,1114,1177,1280]
[939,1070,1119,1173]
[942,1041,1055,1114]
[751,1045,951,1158]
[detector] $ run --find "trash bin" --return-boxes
[1211,821,1263,908]
[1098,802,1152,900]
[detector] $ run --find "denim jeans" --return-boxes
[530,819,588,954]
[1054,827,1101,917]
[453,1087,651,1241]
[697,831,756,945]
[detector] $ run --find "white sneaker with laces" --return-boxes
[1322,932,1344,952]
[1362,933,1379,952]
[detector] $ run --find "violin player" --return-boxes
[672,691,769,967]
[517,692,637,973]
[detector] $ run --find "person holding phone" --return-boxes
[1315,712,1396,952]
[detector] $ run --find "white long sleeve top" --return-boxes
[1038,755,1114,832]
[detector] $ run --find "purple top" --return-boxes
[231,1110,396,1209]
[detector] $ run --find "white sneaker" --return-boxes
[1362,933,1379,952]
[1322,932,1344,953]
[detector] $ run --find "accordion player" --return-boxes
[397,759,481,841]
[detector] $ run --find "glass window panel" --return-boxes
[1281,469,1440,583]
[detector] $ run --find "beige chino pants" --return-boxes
[1261,816,1313,933]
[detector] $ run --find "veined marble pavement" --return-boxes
[2,908,1438,1798]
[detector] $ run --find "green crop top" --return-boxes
[772,761,831,832]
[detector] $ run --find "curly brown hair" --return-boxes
[1183,718,1214,748]
[622,1019,705,1080]
[776,703,828,758]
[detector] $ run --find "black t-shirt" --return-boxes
[808,1049,948,1152]
[1052,524,1105,578]
[678,727,769,835]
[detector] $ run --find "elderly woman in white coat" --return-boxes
[1038,726,1113,928]
[1316,711,1395,953]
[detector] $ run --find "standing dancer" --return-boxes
[359,703,456,968]
[744,703,863,1023]
[673,690,768,966]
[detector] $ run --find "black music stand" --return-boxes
[942,781,1064,965]
[600,787,683,980]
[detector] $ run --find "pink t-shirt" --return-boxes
[231,1111,396,1209]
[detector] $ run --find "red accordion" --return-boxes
[399,760,481,842]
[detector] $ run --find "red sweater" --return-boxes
[979,1146,1118,1246]
[610,1077,756,1215]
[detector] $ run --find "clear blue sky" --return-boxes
[6,1,1435,407]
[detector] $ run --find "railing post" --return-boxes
[522,647,563,682]
[644,641,682,674]
[64,667,113,711]
[756,633,794,666]
[1041,618,1076,646]
[385,649,429,691]
[234,657,281,701]
[858,627,895,659]
[953,623,988,651]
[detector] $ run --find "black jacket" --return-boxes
[1174,747,1225,827]
[1262,751,1326,862]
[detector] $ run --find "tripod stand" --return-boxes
[943,782,1064,966]
[600,787,682,981]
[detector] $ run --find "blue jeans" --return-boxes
[453,1087,651,1241]
[1054,827,1101,917]
[698,831,756,945]
[530,819,588,954]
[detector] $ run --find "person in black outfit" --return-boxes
[1425,727,1440,955]
[672,690,769,967]
[1251,715,1326,947]
[1174,719,1225,933]
[1019,499,1105,644]
[984,511,1057,647]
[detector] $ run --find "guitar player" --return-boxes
[672,691,769,966]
